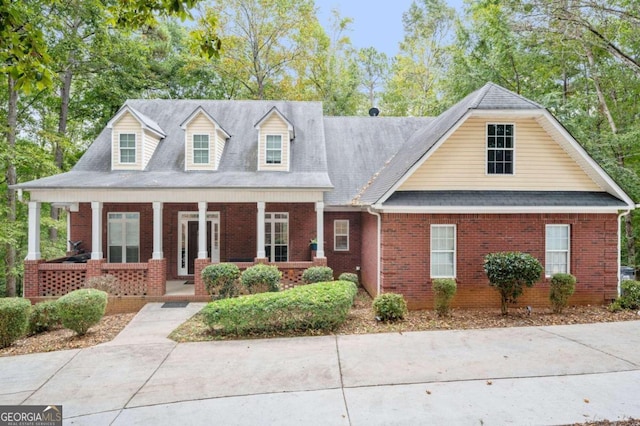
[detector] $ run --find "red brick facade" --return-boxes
[374,213,619,310]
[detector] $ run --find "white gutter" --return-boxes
[367,207,382,296]
[618,207,636,297]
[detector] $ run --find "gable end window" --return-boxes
[266,135,282,164]
[431,225,456,278]
[193,134,210,164]
[487,124,514,175]
[334,220,349,251]
[546,224,570,276]
[119,134,136,163]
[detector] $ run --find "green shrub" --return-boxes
[28,300,61,335]
[610,280,640,311]
[201,281,357,334]
[201,263,241,299]
[549,273,576,314]
[0,298,31,348]
[57,289,108,335]
[241,264,281,293]
[484,252,543,315]
[84,275,118,294]
[432,278,457,316]
[338,272,359,285]
[373,293,407,322]
[302,266,333,284]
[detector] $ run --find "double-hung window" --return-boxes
[334,220,349,251]
[266,135,282,164]
[119,134,136,164]
[487,124,514,174]
[108,213,140,263]
[265,213,288,262]
[546,224,570,275]
[431,225,456,277]
[193,134,210,164]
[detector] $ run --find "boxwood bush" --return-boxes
[28,300,61,335]
[302,266,333,284]
[57,289,108,335]
[201,280,357,334]
[373,293,407,322]
[338,272,359,285]
[432,278,457,316]
[202,263,241,299]
[549,273,576,314]
[241,264,281,294]
[0,298,31,348]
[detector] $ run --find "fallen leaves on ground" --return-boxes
[0,313,136,357]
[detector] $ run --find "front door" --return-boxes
[178,212,220,276]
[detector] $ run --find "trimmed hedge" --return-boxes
[338,272,359,285]
[202,263,241,299]
[0,298,31,348]
[432,278,457,316]
[549,273,576,314]
[241,264,281,293]
[302,266,333,284]
[201,280,357,334]
[373,293,407,322]
[28,300,61,335]
[57,289,108,335]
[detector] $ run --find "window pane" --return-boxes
[126,246,139,263]
[109,246,122,263]
[336,236,348,250]
[109,222,123,245]
[545,225,570,275]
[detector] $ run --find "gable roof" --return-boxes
[354,83,633,209]
[179,106,231,139]
[107,105,166,138]
[19,100,330,191]
[254,106,295,140]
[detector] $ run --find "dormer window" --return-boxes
[193,134,210,164]
[119,134,136,163]
[266,135,282,164]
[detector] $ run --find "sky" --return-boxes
[314,0,464,57]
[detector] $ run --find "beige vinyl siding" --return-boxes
[258,114,289,171]
[399,117,602,191]
[215,129,226,168]
[112,112,142,171]
[143,131,160,169]
[185,113,217,171]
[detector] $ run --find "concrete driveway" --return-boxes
[1,303,639,425]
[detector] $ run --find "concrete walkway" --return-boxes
[1,304,639,425]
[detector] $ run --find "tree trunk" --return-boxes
[5,76,18,297]
[49,65,74,242]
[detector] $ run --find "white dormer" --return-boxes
[107,105,166,171]
[180,106,230,171]
[254,106,295,172]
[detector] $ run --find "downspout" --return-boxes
[618,208,633,297]
[367,207,382,295]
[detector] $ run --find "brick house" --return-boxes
[16,83,635,309]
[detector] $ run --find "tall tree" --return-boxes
[357,47,390,109]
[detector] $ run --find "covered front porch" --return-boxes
[23,189,329,301]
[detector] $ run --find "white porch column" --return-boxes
[91,201,103,259]
[315,201,325,258]
[257,202,266,258]
[198,201,208,259]
[26,201,41,260]
[152,201,164,259]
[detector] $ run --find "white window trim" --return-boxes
[265,134,283,165]
[486,123,515,176]
[430,224,456,278]
[107,212,140,263]
[334,219,349,251]
[265,212,289,262]
[545,224,570,277]
[193,134,210,165]
[119,133,137,164]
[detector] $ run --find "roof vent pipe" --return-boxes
[368,107,379,117]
